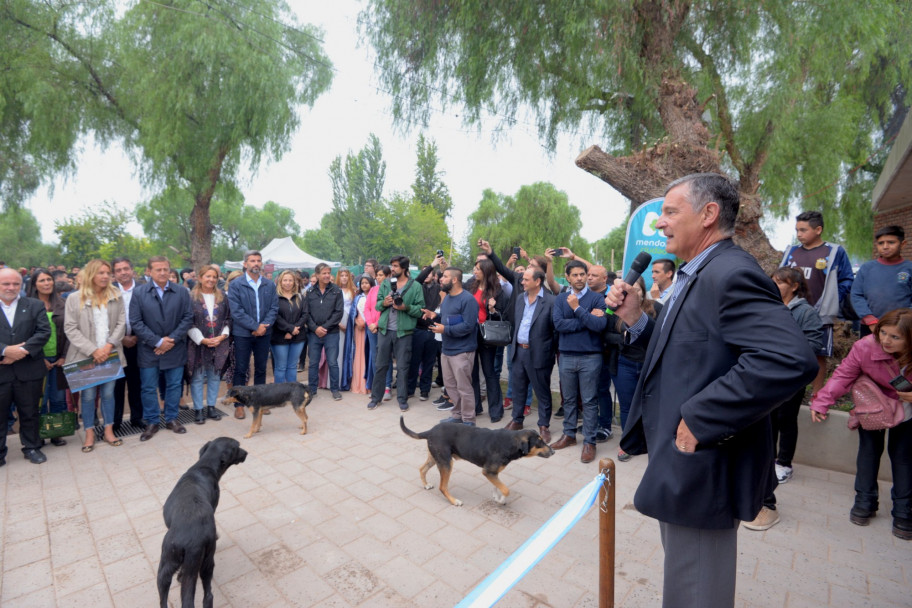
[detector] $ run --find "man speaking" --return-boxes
[606,173,817,607]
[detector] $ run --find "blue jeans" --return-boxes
[610,354,642,433]
[558,353,602,444]
[597,353,614,431]
[43,357,68,414]
[233,334,272,386]
[308,332,340,391]
[272,341,306,384]
[140,366,183,425]
[81,380,116,429]
[190,366,222,409]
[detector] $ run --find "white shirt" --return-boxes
[187,293,230,345]
[1,296,18,328]
[119,281,135,334]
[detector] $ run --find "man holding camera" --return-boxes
[367,256,425,412]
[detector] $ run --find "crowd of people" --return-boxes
[1,173,911,608]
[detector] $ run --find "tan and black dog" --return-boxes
[400,416,554,506]
[223,382,312,439]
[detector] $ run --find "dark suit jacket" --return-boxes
[129,281,193,370]
[620,239,817,529]
[0,297,52,383]
[511,288,557,369]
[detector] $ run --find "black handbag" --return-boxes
[480,312,512,347]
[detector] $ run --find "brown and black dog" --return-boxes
[400,416,554,506]
[223,382,313,439]
[157,437,247,608]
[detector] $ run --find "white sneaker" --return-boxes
[743,506,780,531]
[775,463,793,484]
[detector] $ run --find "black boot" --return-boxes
[205,406,222,420]
[194,409,206,424]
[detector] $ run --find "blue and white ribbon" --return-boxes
[455,473,606,608]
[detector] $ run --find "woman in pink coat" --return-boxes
[810,308,912,540]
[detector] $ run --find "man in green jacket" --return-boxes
[368,256,425,412]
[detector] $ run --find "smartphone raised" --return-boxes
[889,375,912,392]
[512,246,521,256]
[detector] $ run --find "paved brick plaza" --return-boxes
[1,383,908,607]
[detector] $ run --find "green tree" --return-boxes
[369,193,450,266]
[0,208,57,268]
[591,221,628,272]
[362,1,912,268]
[54,203,134,268]
[326,134,387,264]
[412,134,453,218]
[466,182,588,274]
[297,225,343,264]
[3,0,333,266]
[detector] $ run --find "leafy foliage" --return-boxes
[54,203,135,268]
[466,182,590,275]
[412,134,453,218]
[361,0,912,257]
[0,208,57,268]
[3,0,333,263]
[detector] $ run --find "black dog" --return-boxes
[222,382,313,439]
[400,416,554,506]
[157,437,247,608]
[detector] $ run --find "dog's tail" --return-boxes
[400,415,430,440]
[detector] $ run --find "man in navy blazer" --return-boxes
[607,174,818,607]
[0,268,51,465]
[503,268,557,442]
[227,251,278,390]
[130,256,193,441]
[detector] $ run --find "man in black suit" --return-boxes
[0,268,52,465]
[503,268,557,442]
[112,256,144,430]
[607,174,818,607]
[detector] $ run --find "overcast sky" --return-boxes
[26,0,794,256]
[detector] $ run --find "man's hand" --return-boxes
[591,308,605,317]
[606,279,641,326]
[253,324,268,337]
[382,294,394,307]
[121,334,138,348]
[506,253,518,268]
[567,293,579,311]
[2,343,27,362]
[477,239,492,255]
[421,308,437,320]
[432,254,445,268]
[650,283,661,300]
[315,326,328,338]
[154,337,175,356]
[562,247,575,259]
[674,418,698,452]
[519,247,529,260]
[393,302,407,311]
[430,322,445,334]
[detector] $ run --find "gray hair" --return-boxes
[665,173,740,236]
[243,250,262,262]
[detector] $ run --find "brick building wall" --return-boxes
[874,205,912,259]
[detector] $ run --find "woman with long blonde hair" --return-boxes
[271,270,307,383]
[187,264,230,424]
[64,259,126,452]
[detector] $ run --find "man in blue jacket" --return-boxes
[608,173,818,607]
[227,251,278,399]
[130,256,194,441]
[550,259,608,463]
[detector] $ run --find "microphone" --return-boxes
[609,251,652,310]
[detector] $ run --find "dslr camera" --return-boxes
[389,276,403,306]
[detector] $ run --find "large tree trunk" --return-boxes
[576,73,780,272]
[189,148,228,267]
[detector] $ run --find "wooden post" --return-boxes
[598,458,616,608]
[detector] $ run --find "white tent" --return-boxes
[223,237,341,270]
